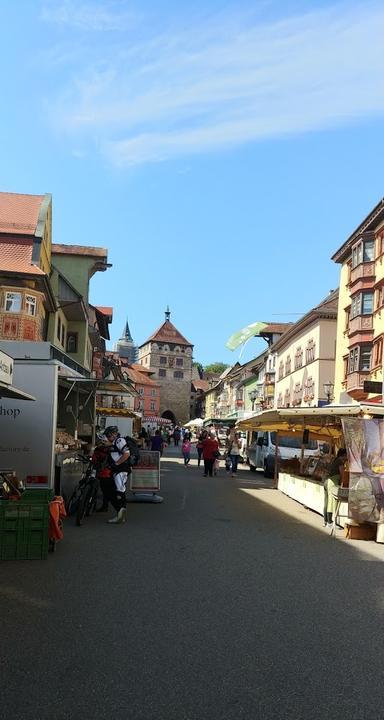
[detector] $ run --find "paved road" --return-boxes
[2,446,384,720]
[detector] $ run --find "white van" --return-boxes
[246,431,320,478]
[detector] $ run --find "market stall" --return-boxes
[96,406,141,437]
[237,403,384,539]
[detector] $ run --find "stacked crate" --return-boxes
[0,489,53,560]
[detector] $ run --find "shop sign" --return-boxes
[0,350,13,385]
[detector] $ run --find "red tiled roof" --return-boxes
[52,244,107,258]
[0,237,45,275]
[124,366,160,387]
[141,320,193,347]
[130,363,153,375]
[0,192,44,235]
[192,380,209,391]
[96,306,113,319]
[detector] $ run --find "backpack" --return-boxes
[124,436,140,467]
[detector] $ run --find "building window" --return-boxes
[66,332,78,353]
[362,293,374,315]
[343,357,348,381]
[350,292,374,319]
[285,356,291,376]
[360,346,372,371]
[344,308,350,330]
[304,377,315,401]
[176,357,183,367]
[376,286,384,310]
[373,339,383,367]
[294,347,303,370]
[160,356,167,364]
[138,387,144,395]
[174,371,184,379]
[159,369,166,377]
[4,291,21,312]
[293,383,302,406]
[137,400,143,411]
[377,232,384,257]
[348,345,372,373]
[306,339,316,363]
[151,389,156,396]
[61,324,65,347]
[278,361,284,380]
[348,347,359,373]
[25,295,37,316]
[352,238,375,268]
[57,315,61,341]
[150,401,156,412]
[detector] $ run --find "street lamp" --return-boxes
[249,389,258,411]
[323,381,334,404]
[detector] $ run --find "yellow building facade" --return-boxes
[333,199,384,402]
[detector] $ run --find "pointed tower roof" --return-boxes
[139,309,193,348]
[121,318,133,342]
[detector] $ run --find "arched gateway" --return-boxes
[162,410,176,425]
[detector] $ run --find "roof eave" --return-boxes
[332,199,384,264]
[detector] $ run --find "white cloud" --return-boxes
[44,2,384,166]
[41,0,136,31]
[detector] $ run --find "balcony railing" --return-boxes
[348,315,373,335]
[349,262,375,285]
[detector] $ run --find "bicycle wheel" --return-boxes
[76,485,93,526]
[85,484,98,517]
[66,488,81,516]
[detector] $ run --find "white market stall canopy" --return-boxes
[184,418,204,427]
[236,404,384,441]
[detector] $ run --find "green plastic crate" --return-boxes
[0,499,50,560]
[19,489,54,503]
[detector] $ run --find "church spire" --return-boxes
[165,305,171,322]
[123,318,133,342]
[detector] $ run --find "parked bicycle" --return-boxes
[66,455,98,526]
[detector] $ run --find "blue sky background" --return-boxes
[1,0,383,365]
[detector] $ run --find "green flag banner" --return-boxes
[225,321,268,351]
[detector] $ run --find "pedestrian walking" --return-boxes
[202,432,219,477]
[103,426,130,524]
[226,430,242,477]
[182,437,191,467]
[323,448,347,527]
[196,431,205,467]
[173,427,181,447]
[151,429,164,456]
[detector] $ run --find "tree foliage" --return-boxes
[204,362,229,375]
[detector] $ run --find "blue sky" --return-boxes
[1,0,384,365]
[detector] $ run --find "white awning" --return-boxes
[0,380,35,401]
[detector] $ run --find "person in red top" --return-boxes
[202,432,219,477]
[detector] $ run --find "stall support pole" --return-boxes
[300,420,305,474]
[273,432,279,489]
